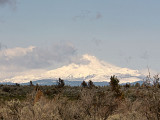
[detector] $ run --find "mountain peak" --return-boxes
[1,54,143,84]
[81,54,114,67]
[82,54,97,61]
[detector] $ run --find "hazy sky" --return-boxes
[0,0,160,73]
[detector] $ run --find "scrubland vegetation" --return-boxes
[0,75,160,120]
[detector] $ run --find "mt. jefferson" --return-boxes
[1,54,144,84]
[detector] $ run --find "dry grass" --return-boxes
[0,84,160,120]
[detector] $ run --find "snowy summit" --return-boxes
[1,54,143,84]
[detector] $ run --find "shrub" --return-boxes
[81,81,87,88]
[30,81,33,86]
[135,82,140,88]
[88,80,95,88]
[110,75,121,97]
[35,83,39,91]
[110,75,119,91]
[2,86,10,92]
[153,74,160,88]
[1,84,160,119]
[142,73,152,88]
[15,83,20,87]
[57,78,65,88]
[34,90,44,103]
[125,83,130,88]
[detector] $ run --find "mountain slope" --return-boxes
[1,54,144,84]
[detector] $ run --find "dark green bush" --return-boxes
[81,81,87,88]
[2,86,11,92]
[57,78,65,88]
[110,75,122,97]
[88,80,95,88]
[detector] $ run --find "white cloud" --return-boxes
[0,43,77,68]
[0,46,35,58]
[0,43,78,80]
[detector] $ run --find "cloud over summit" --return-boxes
[0,43,79,80]
[0,43,77,69]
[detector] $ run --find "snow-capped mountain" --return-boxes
[1,54,144,84]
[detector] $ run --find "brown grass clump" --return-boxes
[34,90,44,104]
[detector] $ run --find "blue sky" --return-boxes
[0,0,160,73]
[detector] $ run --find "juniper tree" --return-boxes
[88,80,95,88]
[57,78,65,88]
[81,81,87,88]
[110,75,121,97]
